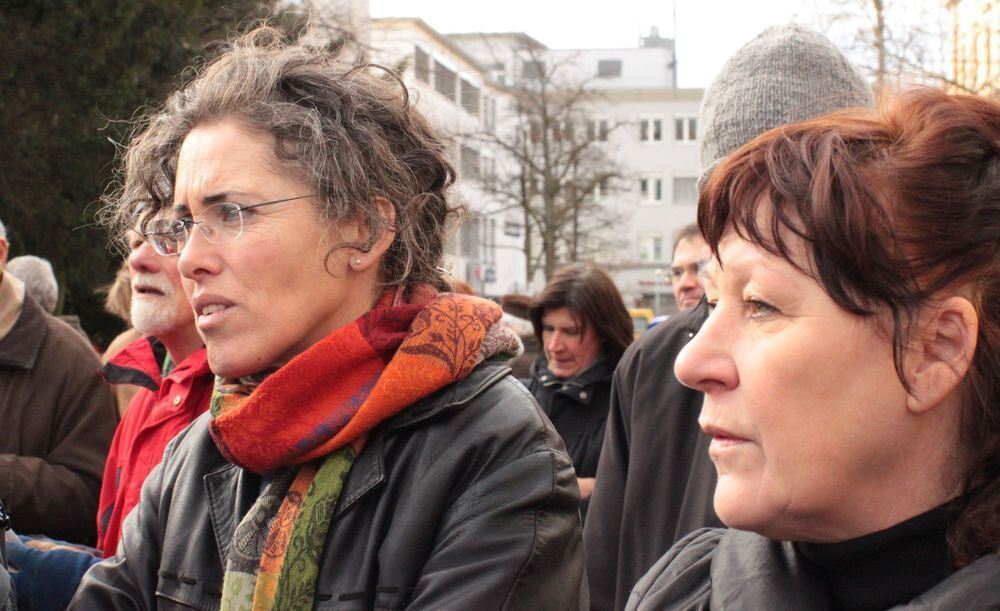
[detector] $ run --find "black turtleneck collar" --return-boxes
[794,502,956,611]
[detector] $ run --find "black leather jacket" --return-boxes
[627,528,1000,610]
[71,361,587,610]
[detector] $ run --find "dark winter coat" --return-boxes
[0,291,117,545]
[527,354,615,480]
[584,302,721,611]
[71,360,587,610]
[626,527,1000,610]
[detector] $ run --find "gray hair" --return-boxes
[103,26,459,289]
[672,222,703,256]
[6,255,58,313]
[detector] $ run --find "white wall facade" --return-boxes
[368,19,530,298]
[586,87,702,313]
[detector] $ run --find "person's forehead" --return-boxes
[672,236,709,264]
[542,307,581,327]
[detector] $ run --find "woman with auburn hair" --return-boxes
[528,263,632,511]
[628,89,1000,609]
[72,26,585,609]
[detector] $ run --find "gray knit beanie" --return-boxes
[698,24,872,189]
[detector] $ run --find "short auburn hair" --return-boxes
[700,88,1000,565]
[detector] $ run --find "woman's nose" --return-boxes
[546,332,563,353]
[177,226,216,281]
[674,309,739,393]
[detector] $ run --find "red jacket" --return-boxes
[96,337,212,557]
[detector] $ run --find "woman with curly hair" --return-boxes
[73,27,585,610]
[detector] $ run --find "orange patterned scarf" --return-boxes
[211,287,521,610]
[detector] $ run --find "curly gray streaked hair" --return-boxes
[103,26,459,289]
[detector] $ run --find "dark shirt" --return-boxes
[796,503,955,610]
[628,501,980,611]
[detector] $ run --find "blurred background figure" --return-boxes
[0,217,116,545]
[100,261,140,361]
[6,255,89,340]
[528,263,632,517]
[446,277,477,295]
[668,224,710,311]
[6,256,57,314]
[98,261,143,416]
[500,293,537,380]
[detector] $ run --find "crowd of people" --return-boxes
[1,20,999,611]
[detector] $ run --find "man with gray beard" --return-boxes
[7,230,213,609]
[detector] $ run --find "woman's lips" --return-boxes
[196,304,232,331]
[192,293,236,332]
[702,424,750,449]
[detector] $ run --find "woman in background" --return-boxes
[73,27,585,610]
[528,263,632,509]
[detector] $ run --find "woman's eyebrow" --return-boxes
[170,192,233,216]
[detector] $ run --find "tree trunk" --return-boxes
[872,0,887,96]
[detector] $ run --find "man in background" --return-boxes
[0,217,116,545]
[668,224,710,311]
[8,228,212,609]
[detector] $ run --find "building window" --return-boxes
[434,60,457,102]
[481,154,497,189]
[551,119,574,142]
[593,176,609,201]
[639,235,665,262]
[482,97,497,133]
[588,118,609,142]
[522,59,545,80]
[503,219,522,238]
[414,46,429,82]
[486,218,497,265]
[460,145,480,180]
[597,59,622,78]
[640,177,663,203]
[460,79,480,116]
[461,214,481,259]
[675,116,698,142]
[529,119,542,143]
[640,118,663,142]
[673,176,698,205]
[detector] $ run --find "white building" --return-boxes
[358,8,705,309]
[368,18,530,297]
[450,29,704,312]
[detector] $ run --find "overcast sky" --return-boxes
[368,0,819,88]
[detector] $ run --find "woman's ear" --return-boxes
[905,296,979,414]
[349,197,397,272]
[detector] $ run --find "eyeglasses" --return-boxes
[669,258,710,283]
[142,194,317,256]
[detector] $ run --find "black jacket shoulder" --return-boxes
[627,527,1000,611]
